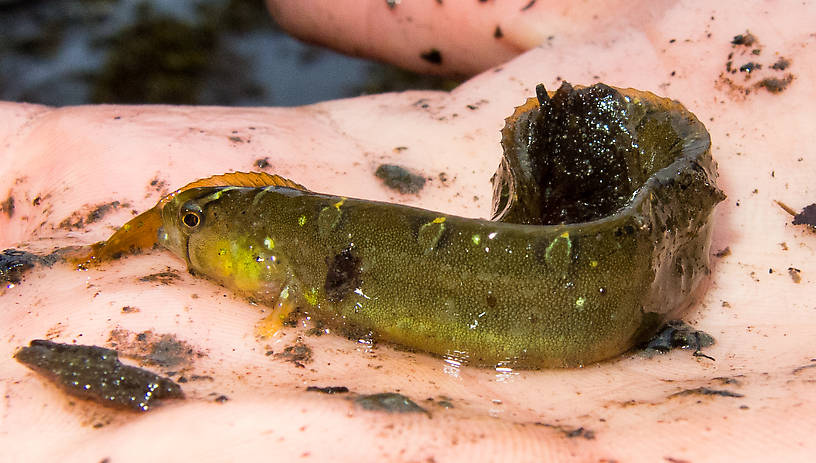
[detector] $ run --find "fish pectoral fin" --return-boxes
[255,299,298,338]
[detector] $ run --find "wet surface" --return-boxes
[355,392,429,415]
[15,340,183,412]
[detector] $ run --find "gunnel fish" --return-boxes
[83,82,724,368]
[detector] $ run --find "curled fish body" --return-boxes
[91,83,724,368]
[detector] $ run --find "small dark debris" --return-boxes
[534,422,596,440]
[494,26,503,39]
[771,57,791,71]
[228,136,244,143]
[121,306,140,313]
[731,32,756,46]
[757,75,793,93]
[739,62,761,73]
[792,360,816,375]
[714,246,731,258]
[520,0,536,11]
[15,340,183,412]
[1,195,14,218]
[375,164,426,194]
[792,203,816,228]
[713,376,741,385]
[386,0,398,9]
[32,196,42,206]
[138,268,182,285]
[214,395,229,403]
[355,392,428,415]
[1,248,59,285]
[275,342,312,367]
[787,267,801,284]
[59,201,128,230]
[420,49,442,65]
[107,329,199,369]
[669,387,744,398]
[255,157,270,169]
[307,386,349,394]
[190,374,214,381]
[640,320,715,358]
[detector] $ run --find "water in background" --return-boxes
[0,0,458,106]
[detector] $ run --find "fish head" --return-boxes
[157,186,217,265]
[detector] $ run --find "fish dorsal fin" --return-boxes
[179,171,306,191]
[157,171,308,208]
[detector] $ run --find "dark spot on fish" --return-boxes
[640,320,715,359]
[355,392,429,415]
[486,293,497,308]
[494,26,503,39]
[669,387,744,398]
[324,247,362,302]
[1,194,14,218]
[731,32,756,46]
[771,57,791,71]
[534,422,596,440]
[275,342,312,367]
[792,203,816,228]
[138,268,182,285]
[756,74,793,93]
[420,48,442,65]
[788,267,801,284]
[255,157,270,169]
[375,164,426,194]
[714,246,731,258]
[307,386,349,394]
[14,340,183,412]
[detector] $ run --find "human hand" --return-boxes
[2,1,815,461]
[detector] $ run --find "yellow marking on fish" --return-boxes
[303,288,318,306]
[544,231,572,264]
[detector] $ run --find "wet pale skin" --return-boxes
[2,1,815,461]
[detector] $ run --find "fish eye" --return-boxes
[179,202,204,231]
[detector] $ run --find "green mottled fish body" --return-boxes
[160,177,716,368]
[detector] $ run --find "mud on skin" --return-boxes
[89,82,724,369]
[15,340,183,412]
